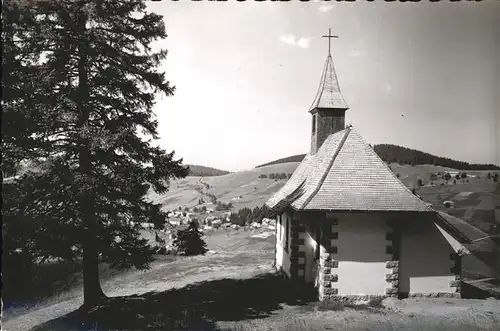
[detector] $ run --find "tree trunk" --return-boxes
[76,6,106,308]
[83,240,105,307]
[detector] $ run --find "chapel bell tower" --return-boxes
[310,29,349,155]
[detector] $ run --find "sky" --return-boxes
[145,1,499,172]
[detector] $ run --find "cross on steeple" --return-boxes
[322,28,338,55]
[309,28,348,155]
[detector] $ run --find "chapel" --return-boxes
[265,30,473,301]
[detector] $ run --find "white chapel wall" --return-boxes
[334,214,391,296]
[275,211,292,277]
[399,221,456,295]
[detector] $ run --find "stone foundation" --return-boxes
[407,292,461,298]
[318,219,339,301]
[385,220,401,297]
[385,261,399,296]
[320,294,386,304]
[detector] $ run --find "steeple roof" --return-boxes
[309,53,349,112]
[266,126,431,212]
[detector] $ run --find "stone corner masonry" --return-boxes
[318,220,339,301]
[289,218,306,280]
[385,220,400,297]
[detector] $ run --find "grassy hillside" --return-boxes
[257,144,500,170]
[148,161,500,282]
[147,162,300,212]
[187,164,230,177]
[149,159,499,212]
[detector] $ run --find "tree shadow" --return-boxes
[32,272,317,331]
[3,260,137,314]
[3,260,84,311]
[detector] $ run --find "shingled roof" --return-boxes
[266,126,432,212]
[309,53,349,111]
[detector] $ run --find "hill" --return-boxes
[374,144,500,170]
[256,154,306,168]
[148,159,498,212]
[256,144,500,171]
[187,164,231,177]
[146,162,300,213]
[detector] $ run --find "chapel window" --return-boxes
[285,217,290,253]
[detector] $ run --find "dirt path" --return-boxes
[218,298,500,331]
[4,259,274,331]
[3,229,275,331]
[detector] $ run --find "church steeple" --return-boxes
[310,29,349,155]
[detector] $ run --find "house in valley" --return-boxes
[265,31,473,301]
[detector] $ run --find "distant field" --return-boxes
[417,178,500,280]
[147,161,500,280]
[146,162,300,212]
[149,161,500,214]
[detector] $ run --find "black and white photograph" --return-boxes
[2,0,500,330]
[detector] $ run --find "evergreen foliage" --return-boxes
[173,221,208,256]
[229,205,274,226]
[256,145,499,170]
[215,201,233,211]
[258,173,291,180]
[187,164,230,177]
[256,154,306,168]
[373,144,500,170]
[2,0,188,307]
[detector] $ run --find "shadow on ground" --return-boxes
[32,272,317,331]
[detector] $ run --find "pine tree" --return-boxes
[2,0,188,308]
[2,0,47,176]
[173,221,208,256]
[2,0,63,293]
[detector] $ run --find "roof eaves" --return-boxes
[351,128,433,212]
[267,179,307,214]
[434,222,471,256]
[434,211,473,245]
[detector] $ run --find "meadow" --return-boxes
[4,162,500,331]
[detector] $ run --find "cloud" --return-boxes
[349,49,364,57]
[279,35,310,48]
[280,35,295,45]
[383,83,393,93]
[318,4,335,13]
[296,38,310,48]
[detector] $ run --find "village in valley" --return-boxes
[2,1,500,331]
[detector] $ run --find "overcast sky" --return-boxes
[146,1,499,172]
